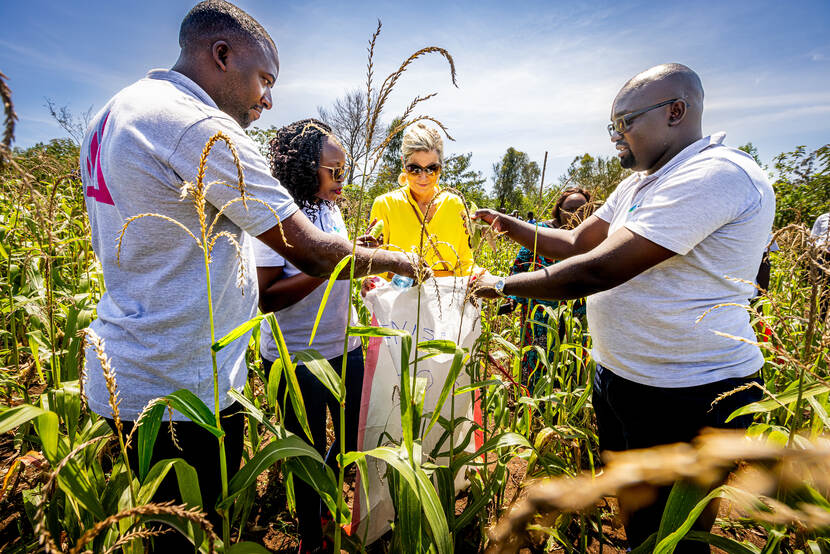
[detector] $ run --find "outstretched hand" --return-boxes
[468,269,503,299]
[472,209,508,233]
[356,234,383,248]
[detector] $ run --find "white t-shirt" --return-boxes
[811,213,829,249]
[82,70,298,420]
[254,202,360,361]
[588,133,775,387]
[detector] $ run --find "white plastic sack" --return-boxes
[351,276,483,544]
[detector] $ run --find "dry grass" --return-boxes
[0,70,16,159]
[68,500,218,554]
[83,329,121,437]
[487,430,830,553]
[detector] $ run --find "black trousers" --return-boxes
[106,402,245,552]
[265,346,364,552]
[592,365,763,553]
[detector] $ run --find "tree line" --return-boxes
[10,96,829,229]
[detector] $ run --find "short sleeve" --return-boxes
[169,116,298,237]
[624,158,758,255]
[594,179,625,223]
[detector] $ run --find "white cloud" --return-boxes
[4,0,829,188]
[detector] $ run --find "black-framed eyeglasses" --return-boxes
[319,164,349,182]
[405,163,442,177]
[607,98,681,136]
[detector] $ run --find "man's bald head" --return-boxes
[610,63,705,174]
[618,63,704,115]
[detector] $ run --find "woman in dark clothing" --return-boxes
[499,188,592,391]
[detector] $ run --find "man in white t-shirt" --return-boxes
[473,63,774,551]
[81,1,414,548]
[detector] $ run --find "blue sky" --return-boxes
[2,0,828,186]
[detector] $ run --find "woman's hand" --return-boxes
[356,234,383,248]
[472,209,508,233]
[361,276,382,297]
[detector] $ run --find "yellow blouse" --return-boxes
[369,185,475,277]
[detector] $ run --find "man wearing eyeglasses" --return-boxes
[473,63,774,551]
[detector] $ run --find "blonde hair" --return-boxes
[401,122,444,164]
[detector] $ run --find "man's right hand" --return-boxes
[388,250,431,280]
[258,211,428,280]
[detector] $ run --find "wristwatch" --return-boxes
[494,278,506,297]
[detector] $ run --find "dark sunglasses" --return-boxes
[607,98,682,136]
[404,163,442,177]
[319,164,349,182]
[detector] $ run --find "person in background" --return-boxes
[364,123,474,292]
[472,63,773,552]
[527,211,536,224]
[498,188,591,392]
[255,119,375,553]
[811,211,829,320]
[754,237,778,293]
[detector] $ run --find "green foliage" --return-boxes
[557,152,631,203]
[245,125,279,159]
[771,144,830,227]
[492,147,540,212]
[738,141,765,168]
[2,89,828,552]
[442,152,488,207]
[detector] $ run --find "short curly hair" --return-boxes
[179,1,276,53]
[268,118,333,219]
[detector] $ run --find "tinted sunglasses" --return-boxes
[404,163,442,177]
[607,98,681,136]
[319,164,349,182]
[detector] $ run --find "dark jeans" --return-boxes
[106,402,245,552]
[592,364,763,552]
[265,346,364,551]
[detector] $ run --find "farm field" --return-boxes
[1,23,830,554]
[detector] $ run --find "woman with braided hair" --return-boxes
[254,118,374,553]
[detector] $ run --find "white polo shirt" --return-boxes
[254,202,360,361]
[82,70,298,420]
[588,133,775,387]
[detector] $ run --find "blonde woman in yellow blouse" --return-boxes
[365,123,474,290]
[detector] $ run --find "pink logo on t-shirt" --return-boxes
[85,112,114,205]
